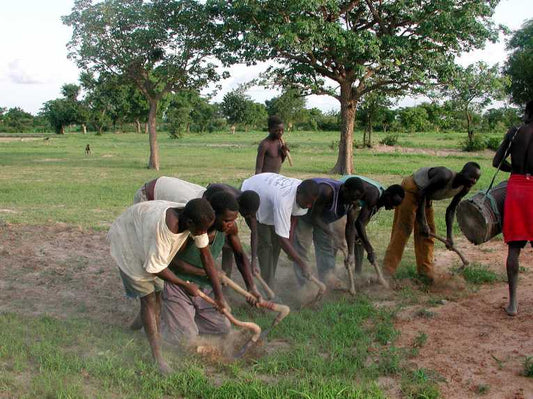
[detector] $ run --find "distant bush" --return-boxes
[485,136,501,151]
[380,134,399,146]
[461,135,486,151]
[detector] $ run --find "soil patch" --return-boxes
[1,223,532,397]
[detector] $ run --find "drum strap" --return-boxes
[486,126,521,193]
[481,191,501,220]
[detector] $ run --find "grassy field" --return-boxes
[0,129,508,398]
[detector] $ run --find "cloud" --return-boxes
[7,59,49,84]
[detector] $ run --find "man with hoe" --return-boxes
[382,162,481,283]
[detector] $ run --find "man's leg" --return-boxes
[413,203,435,281]
[194,288,231,335]
[140,292,171,374]
[257,222,276,285]
[271,225,282,281]
[292,216,313,285]
[505,242,523,316]
[313,224,337,282]
[383,189,417,275]
[160,283,200,343]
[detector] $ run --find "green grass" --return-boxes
[524,356,533,378]
[459,263,502,285]
[0,129,508,397]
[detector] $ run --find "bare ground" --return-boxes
[1,222,532,398]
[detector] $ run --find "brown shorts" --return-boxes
[119,269,164,298]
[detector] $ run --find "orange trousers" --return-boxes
[383,176,436,279]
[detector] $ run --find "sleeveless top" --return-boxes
[413,167,464,200]
[339,175,384,208]
[171,230,225,288]
[311,178,348,223]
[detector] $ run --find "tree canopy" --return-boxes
[209,0,502,173]
[63,0,225,169]
[504,18,533,107]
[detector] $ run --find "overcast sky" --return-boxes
[0,0,531,115]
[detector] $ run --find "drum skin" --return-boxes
[457,181,507,245]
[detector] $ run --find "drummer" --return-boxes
[382,162,481,283]
[492,100,533,316]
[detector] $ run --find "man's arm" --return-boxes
[353,205,375,263]
[278,236,311,278]
[225,225,261,305]
[198,246,226,310]
[444,188,469,248]
[168,256,206,277]
[244,216,259,274]
[492,128,515,172]
[255,142,267,174]
[309,185,335,238]
[154,268,200,297]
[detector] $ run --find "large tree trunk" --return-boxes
[59,125,65,135]
[147,99,160,170]
[466,106,473,143]
[330,83,356,174]
[82,124,87,134]
[135,119,141,134]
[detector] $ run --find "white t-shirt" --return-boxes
[154,176,206,203]
[241,173,308,238]
[107,200,209,281]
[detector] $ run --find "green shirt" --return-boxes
[171,230,226,289]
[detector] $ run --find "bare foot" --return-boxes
[157,360,172,375]
[504,304,517,316]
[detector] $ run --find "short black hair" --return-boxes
[343,177,364,194]
[462,161,481,172]
[297,179,319,198]
[182,198,215,229]
[238,190,260,216]
[384,184,405,200]
[268,115,283,129]
[208,191,239,215]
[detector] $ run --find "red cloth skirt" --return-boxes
[503,174,533,243]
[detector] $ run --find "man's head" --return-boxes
[296,179,320,209]
[458,162,481,189]
[182,198,215,236]
[209,191,240,233]
[238,190,260,219]
[382,185,405,210]
[267,115,284,139]
[340,177,365,205]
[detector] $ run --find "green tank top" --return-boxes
[339,175,384,207]
[172,230,226,289]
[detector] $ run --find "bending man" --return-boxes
[383,163,481,282]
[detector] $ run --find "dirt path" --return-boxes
[396,239,533,399]
[1,223,532,398]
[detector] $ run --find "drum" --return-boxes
[456,181,507,245]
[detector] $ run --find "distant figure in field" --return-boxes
[107,199,224,374]
[255,115,290,174]
[492,100,533,316]
[85,144,91,155]
[382,162,481,283]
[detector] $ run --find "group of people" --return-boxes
[108,104,533,373]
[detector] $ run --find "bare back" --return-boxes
[508,123,533,174]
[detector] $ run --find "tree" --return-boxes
[504,19,533,106]
[41,83,83,134]
[220,89,250,133]
[265,88,306,131]
[64,0,225,170]
[440,62,508,144]
[0,107,34,132]
[357,93,392,147]
[209,0,501,173]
